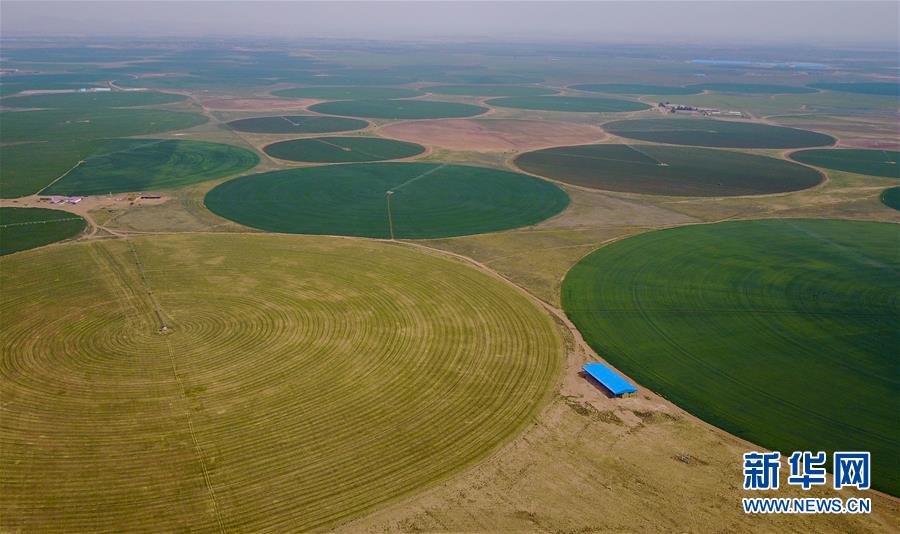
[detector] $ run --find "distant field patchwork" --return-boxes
[563,219,900,496]
[263,136,425,163]
[0,207,86,255]
[206,162,569,238]
[604,118,835,148]
[0,234,562,531]
[789,149,899,178]
[515,144,823,196]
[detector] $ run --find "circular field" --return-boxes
[0,234,562,531]
[570,83,701,95]
[881,186,900,210]
[604,118,835,148]
[226,115,369,134]
[307,99,488,119]
[378,118,605,152]
[515,144,822,196]
[263,136,425,163]
[206,163,569,239]
[0,207,85,255]
[272,86,422,100]
[562,219,900,496]
[424,85,556,97]
[789,149,899,178]
[486,95,650,113]
[44,139,260,196]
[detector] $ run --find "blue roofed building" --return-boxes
[582,362,637,397]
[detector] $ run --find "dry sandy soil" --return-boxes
[197,97,315,111]
[378,118,606,152]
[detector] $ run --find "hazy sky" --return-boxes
[2,1,898,47]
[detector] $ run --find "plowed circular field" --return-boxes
[205,162,569,238]
[0,234,562,531]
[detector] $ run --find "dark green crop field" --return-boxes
[570,84,701,95]
[0,207,86,255]
[226,115,368,134]
[1,91,186,109]
[515,144,822,196]
[809,82,900,96]
[0,108,208,198]
[486,95,650,112]
[690,83,817,94]
[425,85,556,96]
[562,219,900,496]
[604,118,835,148]
[271,86,422,100]
[263,136,424,163]
[206,162,569,238]
[881,186,900,211]
[308,99,488,119]
[789,149,900,178]
[43,139,259,195]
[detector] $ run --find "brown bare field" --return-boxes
[198,97,314,111]
[378,118,606,152]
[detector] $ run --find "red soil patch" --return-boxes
[379,119,606,152]
[199,98,314,111]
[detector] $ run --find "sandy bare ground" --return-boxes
[378,118,606,152]
[197,97,315,111]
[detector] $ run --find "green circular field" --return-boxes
[307,99,488,119]
[226,115,369,134]
[562,219,900,496]
[515,144,822,196]
[881,186,900,210]
[486,95,650,112]
[604,118,835,148]
[44,139,260,196]
[789,149,899,178]
[0,234,562,531]
[425,85,557,96]
[206,162,569,239]
[0,207,85,255]
[570,84,701,95]
[271,86,423,100]
[263,136,425,163]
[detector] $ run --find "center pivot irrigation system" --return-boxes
[386,190,395,240]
